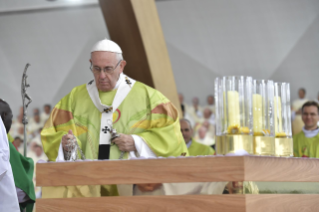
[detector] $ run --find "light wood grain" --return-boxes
[37,156,319,187]
[36,195,246,212]
[244,156,319,182]
[37,156,244,187]
[36,194,319,212]
[246,194,319,212]
[99,0,181,114]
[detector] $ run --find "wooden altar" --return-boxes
[36,156,319,211]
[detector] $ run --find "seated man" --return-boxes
[180,119,215,156]
[293,101,319,158]
[0,99,35,212]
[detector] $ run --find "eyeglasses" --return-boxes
[90,60,122,75]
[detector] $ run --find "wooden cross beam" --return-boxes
[99,0,181,114]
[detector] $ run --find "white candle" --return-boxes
[274,96,283,135]
[253,94,263,135]
[227,91,240,127]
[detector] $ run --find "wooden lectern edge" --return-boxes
[36,156,319,187]
[36,156,244,186]
[36,194,319,212]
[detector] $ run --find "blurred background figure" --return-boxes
[10,114,25,140]
[194,107,216,147]
[292,88,309,135]
[12,136,23,154]
[181,104,195,128]
[202,108,215,125]
[27,128,44,160]
[179,93,195,127]
[33,144,48,162]
[292,88,308,112]
[180,119,214,156]
[293,101,319,158]
[188,97,203,123]
[28,108,42,138]
[28,140,48,200]
[206,95,215,114]
[40,104,51,125]
[195,126,214,146]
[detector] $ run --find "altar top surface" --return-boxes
[36,156,319,187]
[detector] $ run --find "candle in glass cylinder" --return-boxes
[253,94,263,135]
[274,96,285,137]
[227,90,240,132]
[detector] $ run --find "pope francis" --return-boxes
[41,39,188,197]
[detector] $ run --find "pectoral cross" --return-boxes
[125,77,132,87]
[104,107,113,113]
[102,126,110,134]
[88,80,94,85]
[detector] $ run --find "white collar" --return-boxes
[186,139,192,148]
[86,74,136,145]
[113,73,124,90]
[302,127,319,138]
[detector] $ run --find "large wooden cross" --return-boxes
[99,0,181,114]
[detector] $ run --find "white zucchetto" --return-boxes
[91,39,122,54]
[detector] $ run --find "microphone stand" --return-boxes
[21,63,32,157]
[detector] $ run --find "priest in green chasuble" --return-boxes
[180,119,215,156]
[40,39,188,197]
[293,101,319,158]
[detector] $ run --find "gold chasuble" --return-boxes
[293,132,319,158]
[41,74,188,198]
[188,139,215,156]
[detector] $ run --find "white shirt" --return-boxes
[302,127,319,138]
[0,117,20,212]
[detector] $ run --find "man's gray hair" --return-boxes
[116,53,123,61]
[90,52,123,61]
[180,118,192,129]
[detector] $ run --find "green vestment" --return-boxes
[293,131,319,158]
[188,138,215,156]
[8,134,36,212]
[41,80,188,197]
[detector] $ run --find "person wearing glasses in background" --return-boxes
[41,39,188,198]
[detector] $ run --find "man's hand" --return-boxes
[112,134,136,152]
[136,183,162,192]
[62,130,75,151]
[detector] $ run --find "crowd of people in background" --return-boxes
[9,104,51,198]
[179,94,216,149]
[10,104,51,159]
